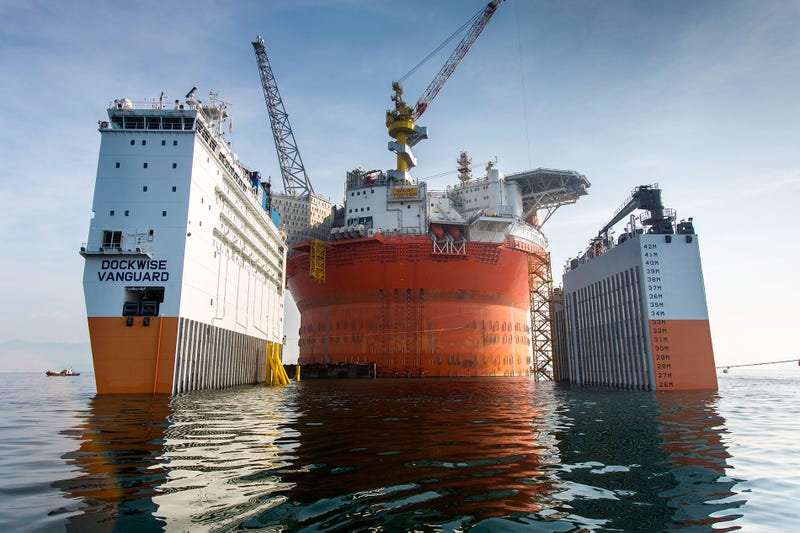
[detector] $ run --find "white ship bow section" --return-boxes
[81,97,286,393]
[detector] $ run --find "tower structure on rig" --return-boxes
[252,36,333,250]
[385,0,502,183]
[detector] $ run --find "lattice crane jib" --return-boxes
[411,0,503,121]
[252,36,314,197]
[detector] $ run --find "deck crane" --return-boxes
[583,184,697,264]
[598,185,680,240]
[386,0,503,181]
[252,36,332,251]
[252,35,313,197]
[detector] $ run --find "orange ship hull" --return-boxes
[287,235,537,377]
[87,316,273,394]
[88,316,179,394]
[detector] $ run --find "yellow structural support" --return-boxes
[294,365,301,382]
[309,239,326,283]
[266,343,291,386]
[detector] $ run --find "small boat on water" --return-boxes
[46,368,80,377]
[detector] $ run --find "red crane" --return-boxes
[411,0,503,120]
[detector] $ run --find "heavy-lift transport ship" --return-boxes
[552,185,718,390]
[80,92,287,394]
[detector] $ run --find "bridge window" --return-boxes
[102,230,122,248]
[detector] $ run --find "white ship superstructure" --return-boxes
[330,161,585,251]
[81,92,286,394]
[553,185,717,390]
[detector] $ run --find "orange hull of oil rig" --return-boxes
[287,235,539,377]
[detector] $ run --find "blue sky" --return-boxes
[1,0,797,370]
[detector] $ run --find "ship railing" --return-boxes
[198,126,268,219]
[565,234,616,271]
[508,225,549,250]
[79,242,153,257]
[379,227,423,237]
[428,190,451,199]
[103,113,196,131]
[346,169,386,189]
[612,182,661,217]
[497,205,514,217]
[107,98,203,111]
[638,207,676,226]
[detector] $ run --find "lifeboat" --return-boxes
[446,226,462,240]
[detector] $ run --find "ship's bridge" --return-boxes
[505,168,590,227]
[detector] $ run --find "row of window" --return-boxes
[115,162,178,169]
[455,185,490,193]
[110,209,169,217]
[346,216,373,227]
[460,196,489,203]
[350,189,376,196]
[136,185,178,192]
[348,206,371,213]
[130,139,179,146]
[107,183,181,217]
[273,200,331,216]
[101,229,154,248]
[110,115,193,130]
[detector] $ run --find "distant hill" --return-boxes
[0,340,92,373]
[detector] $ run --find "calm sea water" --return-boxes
[0,367,798,531]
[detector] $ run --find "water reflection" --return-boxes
[153,387,299,530]
[546,386,741,531]
[256,380,742,531]
[53,378,743,531]
[54,394,172,531]
[250,378,561,531]
[655,391,742,530]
